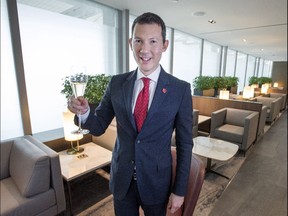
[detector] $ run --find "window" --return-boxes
[1,0,24,140]
[258,58,264,77]
[17,0,118,134]
[235,52,248,92]
[225,49,237,77]
[245,56,256,86]
[262,60,273,77]
[173,30,201,86]
[202,41,221,76]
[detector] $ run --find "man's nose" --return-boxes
[139,42,149,53]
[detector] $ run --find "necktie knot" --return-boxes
[134,77,150,132]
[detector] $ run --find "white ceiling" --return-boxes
[93,0,287,62]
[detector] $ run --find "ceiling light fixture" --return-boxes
[172,0,179,3]
[208,19,216,24]
[192,11,206,16]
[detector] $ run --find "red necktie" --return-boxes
[134,78,150,132]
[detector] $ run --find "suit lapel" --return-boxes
[144,69,170,127]
[122,71,137,131]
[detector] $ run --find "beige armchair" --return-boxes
[210,108,259,155]
[1,135,66,216]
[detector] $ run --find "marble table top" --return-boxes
[193,136,239,161]
[58,142,112,181]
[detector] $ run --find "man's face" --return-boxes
[129,23,169,75]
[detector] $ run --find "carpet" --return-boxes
[73,152,246,216]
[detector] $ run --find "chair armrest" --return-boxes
[210,108,226,138]
[24,135,66,213]
[242,112,259,150]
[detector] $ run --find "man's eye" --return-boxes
[134,39,141,43]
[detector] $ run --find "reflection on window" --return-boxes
[17,0,118,134]
[173,30,201,86]
[202,41,221,76]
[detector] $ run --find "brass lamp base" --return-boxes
[66,140,84,155]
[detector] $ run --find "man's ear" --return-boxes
[162,40,169,52]
[129,38,133,50]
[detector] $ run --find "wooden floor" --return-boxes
[209,109,287,216]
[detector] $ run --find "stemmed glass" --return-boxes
[70,67,90,135]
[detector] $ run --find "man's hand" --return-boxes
[68,96,89,115]
[167,193,184,214]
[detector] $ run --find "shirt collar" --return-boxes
[136,65,161,83]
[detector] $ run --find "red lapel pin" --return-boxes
[162,88,167,93]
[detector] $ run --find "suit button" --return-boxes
[137,140,141,144]
[131,160,135,164]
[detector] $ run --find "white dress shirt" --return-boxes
[132,66,161,113]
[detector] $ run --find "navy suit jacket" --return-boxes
[83,67,193,205]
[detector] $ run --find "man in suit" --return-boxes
[68,12,193,216]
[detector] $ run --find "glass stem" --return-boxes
[78,113,82,131]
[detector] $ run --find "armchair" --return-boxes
[192,109,199,138]
[269,93,287,111]
[255,96,282,123]
[1,135,66,216]
[210,108,259,155]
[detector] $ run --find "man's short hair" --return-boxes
[131,12,167,43]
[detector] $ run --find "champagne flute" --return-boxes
[70,69,90,135]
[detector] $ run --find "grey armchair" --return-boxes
[210,108,259,155]
[257,105,268,137]
[269,93,287,111]
[255,96,282,123]
[1,135,66,216]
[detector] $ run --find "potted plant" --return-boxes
[226,76,239,94]
[248,76,259,86]
[213,76,229,96]
[61,74,112,107]
[258,76,272,85]
[192,76,215,96]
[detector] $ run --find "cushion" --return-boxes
[225,109,253,127]
[215,124,244,144]
[9,138,50,198]
[0,141,13,180]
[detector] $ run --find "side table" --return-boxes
[58,142,112,215]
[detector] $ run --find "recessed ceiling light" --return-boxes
[242,39,247,42]
[172,0,179,3]
[192,11,206,16]
[208,19,216,24]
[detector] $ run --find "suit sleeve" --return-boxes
[173,83,194,196]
